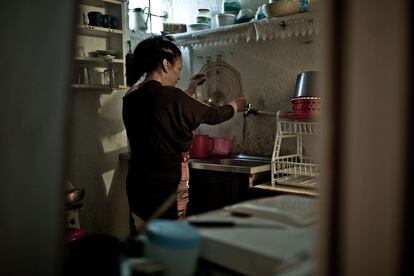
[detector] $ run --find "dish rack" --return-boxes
[271,111,320,195]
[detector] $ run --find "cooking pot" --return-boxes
[66,188,85,205]
[210,137,232,156]
[294,71,320,98]
[189,135,213,159]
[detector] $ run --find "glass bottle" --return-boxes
[196,9,212,28]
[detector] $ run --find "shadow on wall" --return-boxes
[67,91,130,238]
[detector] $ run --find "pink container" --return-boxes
[189,135,214,158]
[211,137,232,156]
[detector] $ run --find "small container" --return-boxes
[144,220,200,276]
[216,13,236,27]
[196,8,211,28]
[222,0,241,15]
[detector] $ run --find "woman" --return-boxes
[122,35,246,225]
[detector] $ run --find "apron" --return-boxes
[177,151,190,219]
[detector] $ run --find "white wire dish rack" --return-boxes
[271,111,320,195]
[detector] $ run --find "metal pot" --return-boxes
[66,188,85,205]
[294,71,320,98]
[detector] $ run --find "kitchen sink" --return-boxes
[189,155,271,174]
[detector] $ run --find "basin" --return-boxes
[189,155,271,174]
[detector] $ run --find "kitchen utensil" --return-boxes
[189,135,214,159]
[95,49,117,56]
[210,137,232,156]
[102,14,119,29]
[188,220,285,229]
[88,11,103,27]
[216,13,236,27]
[131,7,150,31]
[197,59,243,105]
[294,71,320,98]
[291,97,321,116]
[75,46,85,57]
[262,1,301,18]
[162,23,187,34]
[188,23,210,32]
[66,188,85,205]
[78,66,90,84]
[145,219,200,276]
[126,40,135,86]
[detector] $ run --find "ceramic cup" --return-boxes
[88,11,103,27]
[102,14,119,29]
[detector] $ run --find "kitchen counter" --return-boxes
[119,152,271,187]
[187,194,317,276]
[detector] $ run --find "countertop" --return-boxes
[187,194,317,276]
[119,152,271,175]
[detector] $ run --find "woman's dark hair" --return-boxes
[126,35,182,86]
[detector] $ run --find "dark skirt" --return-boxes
[126,157,181,222]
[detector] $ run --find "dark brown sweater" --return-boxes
[122,80,235,220]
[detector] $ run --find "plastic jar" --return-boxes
[222,0,241,15]
[144,219,201,276]
[196,8,212,28]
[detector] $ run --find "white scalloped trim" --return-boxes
[173,12,319,48]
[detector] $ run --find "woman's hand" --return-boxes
[230,97,247,112]
[185,74,206,95]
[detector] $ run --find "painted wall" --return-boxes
[67,0,320,237]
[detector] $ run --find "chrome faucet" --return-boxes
[244,103,278,117]
[244,103,258,117]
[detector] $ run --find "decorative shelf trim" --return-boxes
[74,57,124,64]
[173,12,319,48]
[77,25,123,37]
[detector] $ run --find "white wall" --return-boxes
[67,0,319,237]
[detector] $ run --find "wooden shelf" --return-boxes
[76,25,123,37]
[74,56,124,64]
[79,0,124,7]
[72,84,126,91]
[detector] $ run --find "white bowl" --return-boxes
[188,23,210,32]
[262,1,301,18]
[216,14,236,27]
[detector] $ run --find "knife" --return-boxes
[188,220,284,229]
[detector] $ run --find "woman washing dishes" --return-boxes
[123,35,246,233]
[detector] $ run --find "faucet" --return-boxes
[244,103,278,117]
[244,103,258,117]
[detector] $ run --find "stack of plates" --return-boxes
[93,49,117,58]
[197,60,243,106]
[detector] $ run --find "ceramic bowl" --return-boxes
[262,1,301,18]
[216,14,236,27]
[188,23,210,32]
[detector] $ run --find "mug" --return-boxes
[189,135,213,159]
[88,11,103,27]
[102,14,119,29]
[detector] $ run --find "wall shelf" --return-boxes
[74,0,126,93]
[74,57,124,64]
[76,25,123,37]
[172,12,319,48]
[80,0,124,8]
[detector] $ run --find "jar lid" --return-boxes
[198,8,210,12]
[132,8,143,12]
[146,219,200,249]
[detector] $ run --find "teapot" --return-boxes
[130,7,150,31]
